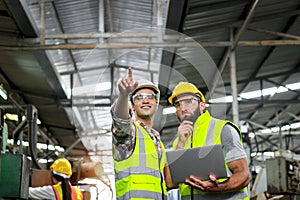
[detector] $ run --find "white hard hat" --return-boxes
[130,79,160,103]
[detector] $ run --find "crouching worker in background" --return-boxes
[29,158,83,200]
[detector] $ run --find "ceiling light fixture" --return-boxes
[0,84,7,100]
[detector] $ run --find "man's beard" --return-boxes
[180,108,201,123]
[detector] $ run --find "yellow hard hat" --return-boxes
[168,82,205,104]
[50,158,72,178]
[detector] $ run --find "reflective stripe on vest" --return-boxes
[52,184,83,200]
[173,111,249,199]
[114,122,167,200]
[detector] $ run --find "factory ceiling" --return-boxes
[0,0,299,177]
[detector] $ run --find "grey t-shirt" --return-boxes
[221,124,247,165]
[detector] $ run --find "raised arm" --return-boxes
[114,67,138,120]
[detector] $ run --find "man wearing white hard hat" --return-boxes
[110,67,168,200]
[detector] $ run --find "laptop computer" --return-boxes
[166,144,228,184]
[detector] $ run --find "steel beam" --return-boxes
[205,0,260,100]
[1,40,300,51]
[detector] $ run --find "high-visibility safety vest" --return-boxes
[173,111,249,200]
[114,122,168,200]
[52,184,83,200]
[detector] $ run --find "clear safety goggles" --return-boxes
[132,93,157,102]
[174,97,200,109]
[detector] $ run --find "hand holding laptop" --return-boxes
[185,174,225,192]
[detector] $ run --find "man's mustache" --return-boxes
[182,115,197,123]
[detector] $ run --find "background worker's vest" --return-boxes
[52,183,83,200]
[173,111,249,200]
[114,122,167,200]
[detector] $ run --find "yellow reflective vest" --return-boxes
[173,111,249,200]
[52,183,83,200]
[114,122,168,200]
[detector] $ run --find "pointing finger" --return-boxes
[128,67,133,80]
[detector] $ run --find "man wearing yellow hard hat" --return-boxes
[29,158,83,200]
[167,82,250,200]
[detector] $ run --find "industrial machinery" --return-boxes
[0,154,30,199]
[266,151,300,195]
[0,105,107,199]
[251,150,300,200]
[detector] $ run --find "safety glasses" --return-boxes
[174,98,200,109]
[132,93,157,102]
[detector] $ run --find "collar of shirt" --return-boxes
[136,120,159,138]
[136,120,162,150]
